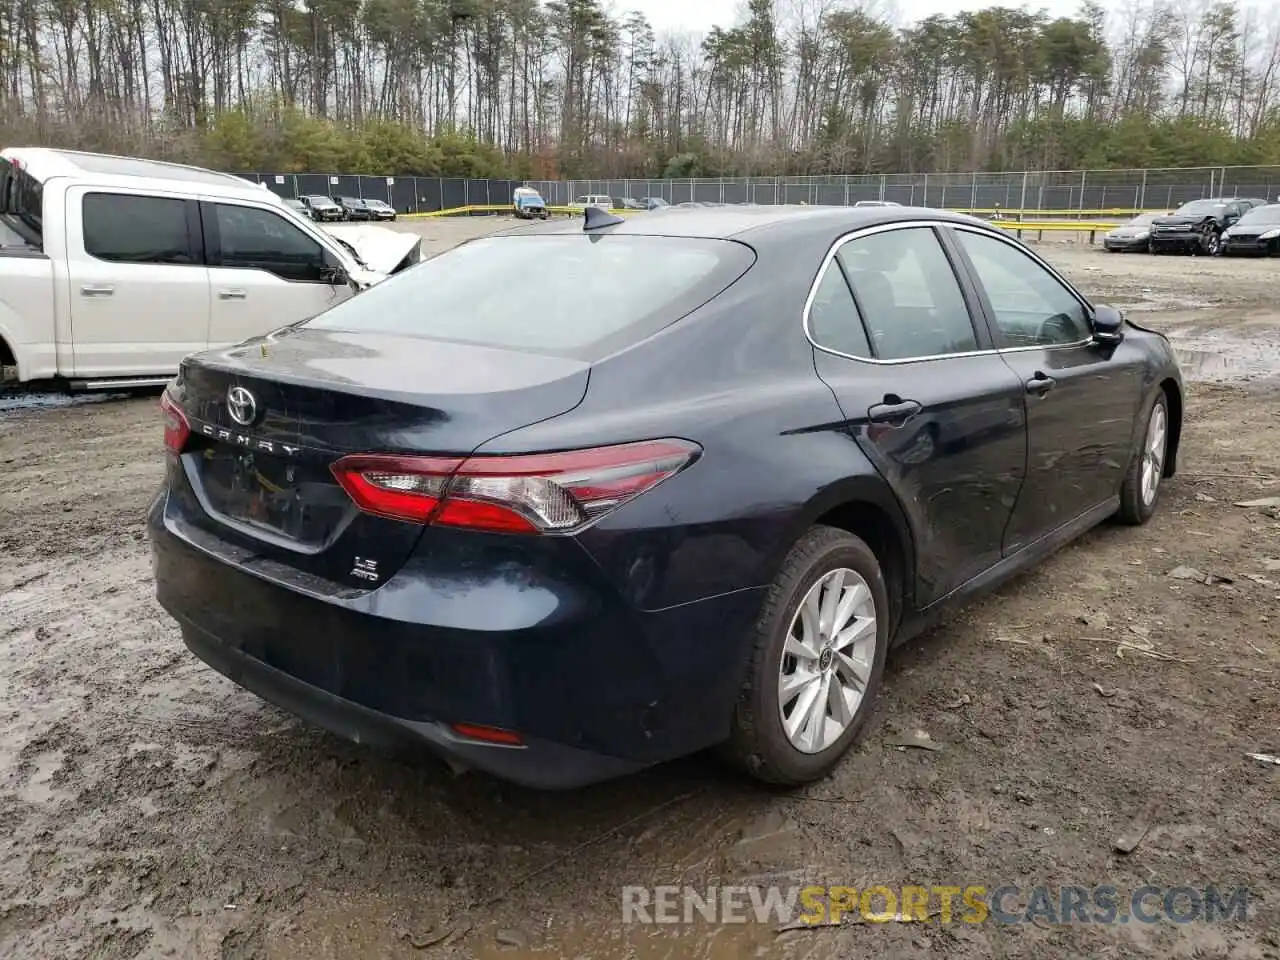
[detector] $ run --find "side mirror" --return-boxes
[1091,305,1125,346]
[320,249,349,286]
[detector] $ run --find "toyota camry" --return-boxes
[150,205,1184,790]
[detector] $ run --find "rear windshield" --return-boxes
[304,234,755,360]
[1127,213,1158,225]
[1238,204,1280,224]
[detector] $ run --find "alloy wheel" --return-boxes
[778,567,877,754]
[1141,401,1167,507]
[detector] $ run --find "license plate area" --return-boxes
[194,445,351,546]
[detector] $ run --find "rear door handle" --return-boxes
[1026,372,1056,396]
[80,284,114,297]
[867,399,922,426]
[218,289,248,300]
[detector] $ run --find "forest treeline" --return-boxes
[2,0,1279,178]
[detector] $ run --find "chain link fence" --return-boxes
[242,166,1280,216]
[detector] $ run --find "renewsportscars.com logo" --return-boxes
[621,884,1252,926]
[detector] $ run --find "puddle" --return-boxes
[0,390,130,413]
[1165,329,1280,383]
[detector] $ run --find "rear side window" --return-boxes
[304,234,756,359]
[83,193,196,265]
[808,261,871,358]
[0,158,44,246]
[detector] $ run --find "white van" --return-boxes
[0,148,421,389]
[569,194,613,211]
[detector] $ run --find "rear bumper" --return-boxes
[178,619,644,788]
[149,496,765,788]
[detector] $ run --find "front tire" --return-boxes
[721,526,889,786]
[1118,391,1169,525]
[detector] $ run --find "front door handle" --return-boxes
[867,398,922,426]
[218,289,248,300]
[1026,372,1057,396]
[80,284,114,297]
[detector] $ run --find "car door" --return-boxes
[64,187,210,376]
[808,223,1028,609]
[202,199,355,349]
[945,225,1146,554]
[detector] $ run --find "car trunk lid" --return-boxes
[166,326,590,590]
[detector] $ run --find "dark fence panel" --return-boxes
[328,174,357,198]
[440,178,466,210]
[815,183,844,205]
[294,174,330,198]
[239,165,1280,217]
[260,175,291,199]
[389,178,416,212]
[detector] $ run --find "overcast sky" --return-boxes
[616,0,1082,35]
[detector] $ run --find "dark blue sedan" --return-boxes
[149,205,1184,789]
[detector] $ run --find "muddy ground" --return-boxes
[1,225,1278,960]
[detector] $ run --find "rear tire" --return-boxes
[720,526,889,786]
[1117,391,1170,525]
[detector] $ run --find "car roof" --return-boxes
[501,204,993,241]
[0,147,273,203]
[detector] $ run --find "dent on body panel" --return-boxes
[1037,343,1142,498]
[822,351,1028,608]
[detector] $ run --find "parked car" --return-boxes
[1219,203,1280,256]
[0,148,421,389]
[568,194,613,211]
[613,197,645,210]
[361,198,397,221]
[853,200,902,208]
[1148,197,1269,255]
[512,186,549,219]
[282,197,309,217]
[333,196,371,221]
[297,195,344,222]
[150,206,1184,790]
[1102,212,1165,253]
[641,197,670,210]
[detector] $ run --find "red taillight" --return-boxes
[330,439,700,534]
[160,391,190,454]
[450,722,524,746]
[329,454,463,523]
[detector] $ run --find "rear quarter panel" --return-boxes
[468,263,899,613]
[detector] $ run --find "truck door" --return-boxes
[200,199,355,349]
[64,186,211,377]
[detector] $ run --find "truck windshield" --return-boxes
[0,157,43,247]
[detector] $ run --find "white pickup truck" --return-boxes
[0,148,421,389]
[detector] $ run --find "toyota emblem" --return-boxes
[227,386,258,426]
